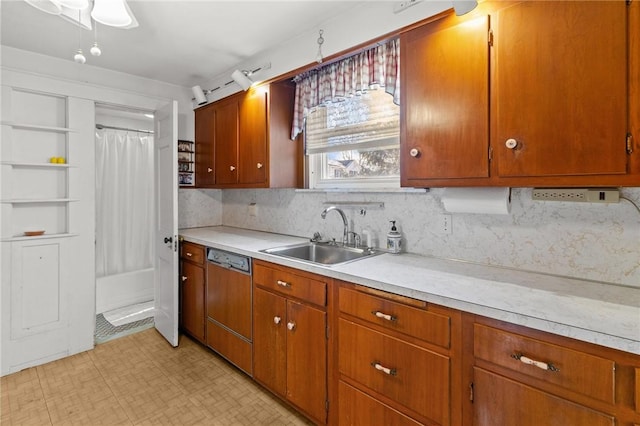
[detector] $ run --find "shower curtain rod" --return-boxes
[96,124,154,134]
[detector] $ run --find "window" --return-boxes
[306,89,400,189]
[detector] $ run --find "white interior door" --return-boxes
[154,100,178,346]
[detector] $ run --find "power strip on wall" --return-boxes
[532,188,620,203]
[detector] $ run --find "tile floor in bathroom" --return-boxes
[1,329,312,425]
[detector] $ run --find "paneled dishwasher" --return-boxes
[205,247,253,375]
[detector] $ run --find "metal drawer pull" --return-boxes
[372,311,397,322]
[181,276,188,282]
[273,316,281,325]
[371,362,397,376]
[276,280,290,287]
[186,252,193,257]
[287,321,296,331]
[511,353,560,372]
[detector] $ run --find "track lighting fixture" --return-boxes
[231,70,253,91]
[452,0,478,16]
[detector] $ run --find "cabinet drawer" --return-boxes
[339,319,450,425]
[253,263,326,307]
[474,368,615,426]
[339,286,450,348]
[338,381,422,426]
[180,241,204,264]
[474,323,615,404]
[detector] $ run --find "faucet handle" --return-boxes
[310,232,323,243]
[347,231,361,248]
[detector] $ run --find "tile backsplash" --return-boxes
[180,187,640,288]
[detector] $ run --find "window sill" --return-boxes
[295,188,429,194]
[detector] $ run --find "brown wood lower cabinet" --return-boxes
[336,281,462,426]
[472,317,640,426]
[252,260,328,424]
[473,368,615,426]
[179,241,205,343]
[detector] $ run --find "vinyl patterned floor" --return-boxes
[1,329,312,425]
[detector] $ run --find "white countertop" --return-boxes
[180,226,640,355]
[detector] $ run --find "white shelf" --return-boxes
[1,162,75,168]
[1,121,74,133]
[1,198,79,204]
[1,233,79,242]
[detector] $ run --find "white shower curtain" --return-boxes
[95,129,154,277]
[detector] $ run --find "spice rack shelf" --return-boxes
[178,140,195,186]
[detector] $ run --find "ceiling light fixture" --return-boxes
[452,0,478,16]
[192,86,209,106]
[24,0,61,14]
[58,0,88,10]
[23,0,138,29]
[91,0,133,27]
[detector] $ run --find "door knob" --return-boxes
[287,321,296,331]
[181,276,188,282]
[257,163,263,169]
[273,316,282,325]
[230,165,236,171]
[409,148,420,157]
[207,167,213,173]
[164,236,173,244]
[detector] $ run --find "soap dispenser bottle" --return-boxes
[386,220,402,254]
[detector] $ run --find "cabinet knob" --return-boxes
[230,165,236,171]
[505,138,519,149]
[181,276,188,282]
[257,162,263,169]
[287,321,296,331]
[207,167,213,173]
[409,148,420,158]
[185,252,193,257]
[273,316,282,325]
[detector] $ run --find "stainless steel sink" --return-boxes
[261,242,381,266]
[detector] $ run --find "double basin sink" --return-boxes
[261,241,381,266]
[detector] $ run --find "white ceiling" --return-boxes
[1,0,367,87]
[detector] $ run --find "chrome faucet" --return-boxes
[321,206,349,246]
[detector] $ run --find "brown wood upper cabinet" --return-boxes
[401,1,640,187]
[194,81,300,188]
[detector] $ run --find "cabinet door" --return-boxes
[286,300,327,424]
[239,87,267,184]
[194,105,216,187]
[474,368,615,426]
[401,14,489,184]
[214,97,240,184]
[180,261,205,342]
[494,2,627,178]
[206,263,251,339]
[253,288,287,396]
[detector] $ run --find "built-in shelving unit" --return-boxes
[178,139,195,187]
[1,88,78,241]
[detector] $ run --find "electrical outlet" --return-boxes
[393,0,423,14]
[532,188,620,203]
[440,214,453,235]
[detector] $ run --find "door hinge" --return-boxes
[325,400,329,412]
[488,146,493,161]
[174,237,178,252]
[626,133,634,154]
[326,324,329,340]
[488,29,494,47]
[469,382,474,402]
